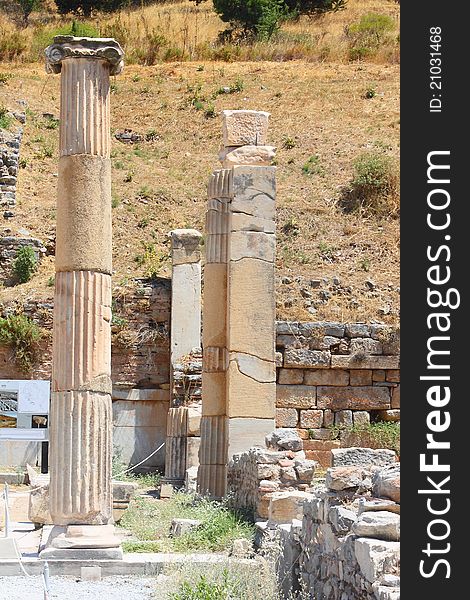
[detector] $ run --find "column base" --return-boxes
[39,524,123,560]
[161,477,184,488]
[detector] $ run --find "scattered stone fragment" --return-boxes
[328,505,357,534]
[115,129,144,143]
[325,466,370,491]
[352,510,400,541]
[170,518,201,537]
[230,538,252,557]
[268,490,312,524]
[372,464,400,503]
[266,429,303,452]
[331,448,396,468]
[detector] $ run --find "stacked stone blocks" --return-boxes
[199,111,277,498]
[275,321,400,466]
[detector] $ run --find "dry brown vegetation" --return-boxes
[0,0,399,325]
[0,0,400,64]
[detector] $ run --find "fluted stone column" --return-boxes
[41,37,124,559]
[198,111,276,498]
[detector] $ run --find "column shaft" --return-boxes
[45,37,123,529]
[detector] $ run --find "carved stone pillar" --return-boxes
[41,36,124,559]
[198,111,276,498]
[164,229,202,486]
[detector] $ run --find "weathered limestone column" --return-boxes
[42,36,124,558]
[169,229,202,367]
[164,229,202,485]
[198,111,277,498]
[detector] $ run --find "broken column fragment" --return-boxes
[198,111,277,498]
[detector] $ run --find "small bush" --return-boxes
[302,154,324,176]
[134,242,169,279]
[0,314,44,372]
[0,107,13,130]
[0,30,27,62]
[0,73,13,85]
[282,135,296,149]
[12,246,38,283]
[341,151,399,217]
[166,561,278,600]
[281,217,300,236]
[213,0,287,41]
[214,0,345,41]
[204,103,217,119]
[346,13,395,60]
[171,572,232,600]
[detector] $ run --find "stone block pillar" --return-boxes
[164,229,202,485]
[198,111,276,498]
[41,36,124,559]
[169,229,202,367]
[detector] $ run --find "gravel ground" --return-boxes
[0,575,157,600]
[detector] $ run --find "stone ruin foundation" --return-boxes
[227,432,400,600]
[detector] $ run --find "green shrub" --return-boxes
[167,562,278,600]
[213,0,346,40]
[330,421,400,456]
[353,152,393,190]
[341,151,399,217]
[12,246,38,284]
[0,107,13,130]
[346,13,395,60]
[302,154,324,176]
[15,0,42,27]
[171,572,232,600]
[0,30,27,62]
[0,314,44,372]
[282,135,296,149]
[204,103,217,119]
[0,73,13,85]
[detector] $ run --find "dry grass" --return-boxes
[0,57,399,324]
[0,0,400,64]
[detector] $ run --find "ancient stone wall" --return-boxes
[1,117,49,284]
[0,279,171,387]
[0,237,47,285]
[297,462,400,600]
[227,429,315,520]
[248,449,400,600]
[0,123,22,216]
[0,278,171,469]
[276,321,400,466]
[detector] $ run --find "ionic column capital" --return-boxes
[45,36,124,75]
